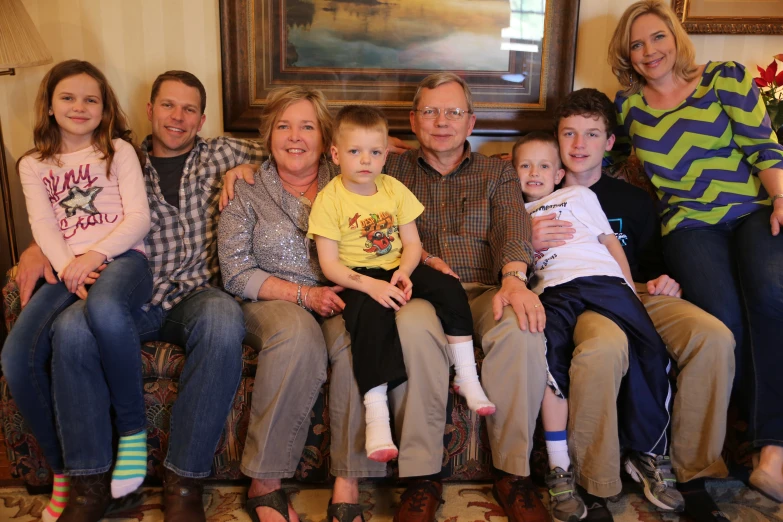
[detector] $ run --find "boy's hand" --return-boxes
[390,270,413,300]
[367,278,408,311]
[646,274,682,298]
[61,251,106,294]
[427,257,460,279]
[531,213,575,251]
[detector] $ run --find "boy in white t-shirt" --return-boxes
[308,105,495,464]
[513,132,673,522]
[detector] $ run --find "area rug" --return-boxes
[0,479,780,521]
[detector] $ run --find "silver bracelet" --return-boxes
[303,286,312,309]
[771,193,783,204]
[423,254,437,266]
[296,284,304,308]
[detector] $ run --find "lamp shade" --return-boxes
[0,0,52,69]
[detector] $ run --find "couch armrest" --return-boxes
[3,267,20,335]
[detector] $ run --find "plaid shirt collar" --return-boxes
[413,141,473,176]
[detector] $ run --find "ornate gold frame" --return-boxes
[672,0,783,35]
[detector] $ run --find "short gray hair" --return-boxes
[412,73,474,113]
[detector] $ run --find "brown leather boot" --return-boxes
[163,467,206,522]
[58,471,111,522]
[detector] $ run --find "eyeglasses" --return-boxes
[413,107,472,120]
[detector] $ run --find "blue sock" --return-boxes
[545,430,570,471]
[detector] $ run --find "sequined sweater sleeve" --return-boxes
[218,180,272,300]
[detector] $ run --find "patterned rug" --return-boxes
[0,479,780,521]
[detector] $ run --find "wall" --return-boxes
[2,0,783,249]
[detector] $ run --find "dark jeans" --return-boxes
[539,275,672,456]
[51,287,244,476]
[1,250,152,474]
[662,207,783,447]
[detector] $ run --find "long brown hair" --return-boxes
[608,0,697,96]
[21,60,136,177]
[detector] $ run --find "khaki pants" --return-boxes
[569,283,735,497]
[389,283,547,477]
[239,300,387,479]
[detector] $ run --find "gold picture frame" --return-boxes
[672,0,783,34]
[220,0,579,136]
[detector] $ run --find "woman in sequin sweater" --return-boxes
[218,86,393,522]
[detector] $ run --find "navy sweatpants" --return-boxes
[540,275,672,456]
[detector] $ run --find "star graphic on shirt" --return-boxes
[59,186,103,218]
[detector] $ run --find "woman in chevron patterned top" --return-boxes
[609,0,783,504]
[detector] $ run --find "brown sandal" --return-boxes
[246,489,292,522]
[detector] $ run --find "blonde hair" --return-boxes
[259,86,333,155]
[21,60,136,177]
[412,73,474,113]
[608,0,697,96]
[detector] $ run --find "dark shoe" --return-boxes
[163,468,206,522]
[246,488,291,522]
[393,480,444,522]
[492,474,549,522]
[679,479,730,521]
[327,499,366,522]
[576,487,614,522]
[58,471,111,522]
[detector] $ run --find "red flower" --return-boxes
[757,58,783,88]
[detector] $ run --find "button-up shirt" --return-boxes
[385,144,534,285]
[141,135,265,310]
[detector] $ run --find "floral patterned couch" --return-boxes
[0,157,749,490]
[1,268,532,489]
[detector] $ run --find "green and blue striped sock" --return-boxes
[111,430,147,498]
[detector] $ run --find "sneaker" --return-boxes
[624,452,684,512]
[546,467,587,522]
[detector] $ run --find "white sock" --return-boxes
[546,438,571,471]
[448,341,496,415]
[363,384,397,461]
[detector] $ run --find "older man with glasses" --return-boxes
[385,72,549,522]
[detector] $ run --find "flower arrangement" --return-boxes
[755,54,783,134]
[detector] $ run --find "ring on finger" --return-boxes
[534,304,540,308]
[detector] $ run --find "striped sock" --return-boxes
[111,430,147,498]
[41,474,69,522]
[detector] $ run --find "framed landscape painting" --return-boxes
[220,0,578,135]
[672,0,783,34]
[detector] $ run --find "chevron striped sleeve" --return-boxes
[614,61,783,235]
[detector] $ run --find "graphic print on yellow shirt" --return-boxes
[308,174,424,270]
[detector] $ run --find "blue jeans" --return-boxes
[51,287,244,477]
[1,250,151,474]
[662,207,783,447]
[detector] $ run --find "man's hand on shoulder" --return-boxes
[492,276,545,333]
[646,274,682,298]
[388,136,414,155]
[16,243,57,308]
[531,213,575,251]
[219,163,258,211]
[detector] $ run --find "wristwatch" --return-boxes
[771,193,783,204]
[501,270,528,285]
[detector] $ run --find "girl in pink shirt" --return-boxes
[2,60,151,520]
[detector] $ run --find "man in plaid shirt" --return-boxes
[16,71,263,522]
[386,74,550,522]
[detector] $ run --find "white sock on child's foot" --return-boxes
[364,384,398,462]
[545,430,571,471]
[448,341,496,415]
